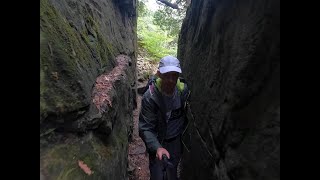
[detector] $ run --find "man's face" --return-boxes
[159,71,179,96]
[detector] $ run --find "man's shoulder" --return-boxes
[142,85,160,103]
[178,78,190,95]
[142,87,151,99]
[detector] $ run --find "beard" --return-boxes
[161,84,176,96]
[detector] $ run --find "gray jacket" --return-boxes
[138,79,190,154]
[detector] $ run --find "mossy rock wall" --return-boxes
[40,0,137,179]
[40,0,136,121]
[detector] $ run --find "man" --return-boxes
[139,55,190,180]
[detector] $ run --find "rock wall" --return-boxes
[178,0,280,179]
[40,0,137,179]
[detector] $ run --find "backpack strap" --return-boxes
[152,77,186,95]
[176,78,185,95]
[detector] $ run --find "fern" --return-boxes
[138,16,177,61]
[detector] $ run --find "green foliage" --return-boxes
[137,0,184,61]
[153,8,182,37]
[153,0,188,36]
[137,0,148,17]
[138,16,177,60]
[142,69,153,80]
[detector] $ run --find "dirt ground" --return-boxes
[128,95,150,180]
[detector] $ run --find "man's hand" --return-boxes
[156,147,170,160]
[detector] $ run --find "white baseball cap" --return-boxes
[158,55,182,74]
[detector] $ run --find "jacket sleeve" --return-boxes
[138,93,162,153]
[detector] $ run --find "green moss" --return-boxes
[56,167,76,180]
[91,138,112,158]
[41,130,129,179]
[42,142,97,179]
[40,0,93,118]
[40,0,116,85]
[116,127,128,146]
[40,0,117,81]
[43,144,78,178]
[85,14,115,67]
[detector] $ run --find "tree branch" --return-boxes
[157,0,179,9]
